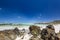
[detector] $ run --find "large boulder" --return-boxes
[13,27,20,36]
[46,25,55,37]
[56,31,60,40]
[41,28,48,40]
[0,33,12,40]
[41,25,56,40]
[29,36,42,40]
[29,25,41,37]
[0,27,20,40]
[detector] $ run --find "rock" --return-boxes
[13,27,20,36]
[0,27,21,40]
[41,25,56,40]
[29,25,41,37]
[46,25,55,37]
[56,31,60,40]
[41,28,48,40]
[30,36,42,40]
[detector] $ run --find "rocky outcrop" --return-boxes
[29,25,42,40]
[0,25,60,40]
[29,25,60,40]
[0,27,20,40]
[29,25,41,37]
[41,25,59,40]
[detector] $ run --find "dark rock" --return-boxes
[29,25,41,37]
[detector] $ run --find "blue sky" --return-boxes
[0,0,60,23]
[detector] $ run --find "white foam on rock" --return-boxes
[54,24,60,33]
[0,24,60,40]
[15,33,33,40]
[15,24,60,40]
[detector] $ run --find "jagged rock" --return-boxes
[56,31,60,40]
[46,25,55,37]
[29,25,42,40]
[0,27,20,40]
[41,25,56,40]
[29,25,41,37]
[46,25,55,30]
[30,36,40,40]
[29,35,43,40]
[54,33,60,40]
[41,28,48,40]
[13,27,20,36]
[0,33,12,40]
